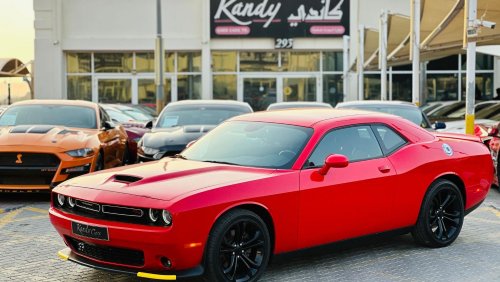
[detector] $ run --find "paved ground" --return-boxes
[0,189,499,282]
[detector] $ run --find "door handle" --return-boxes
[378,166,391,173]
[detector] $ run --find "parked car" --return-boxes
[0,105,7,115]
[0,100,128,192]
[101,105,150,164]
[103,104,154,122]
[137,100,253,162]
[51,109,492,281]
[336,101,436,129]
[267,101,333,111]
[421,101,457,116]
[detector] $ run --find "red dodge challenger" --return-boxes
[50,109,493,281]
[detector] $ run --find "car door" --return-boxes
[97,107,122,168]
[298,124,399,249]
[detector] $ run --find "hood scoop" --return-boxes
[113,174,143,184]
[10,125,56,134]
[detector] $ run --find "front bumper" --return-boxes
[0,149,95,192]
[57,248,203,280]
[50,206,206,276]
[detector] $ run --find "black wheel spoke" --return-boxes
[443,211,460,219]
[244,240,264,250]
[443,216,460,227]
[241,253,260,269]
[242,231,261,247]
[223,254,237,275]
[442,194,456,209]
[436,219,444,239]
[230,256,239,281]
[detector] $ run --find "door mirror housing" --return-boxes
[433,121,446,130]
[145,120,154,130]
[103,121,116,131]
[318,154,349,176]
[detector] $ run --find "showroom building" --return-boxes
[33,0,499,110]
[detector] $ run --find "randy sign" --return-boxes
[211,0,350,38]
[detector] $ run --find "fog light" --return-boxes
[57,194,66,206]
[68,197,76,208]
[160,257,172,269]
[148,209,160,223]
[162,210,172,226]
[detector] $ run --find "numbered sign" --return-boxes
[275,38,294,49]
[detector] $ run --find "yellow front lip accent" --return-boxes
[57,250,69,261]
[137,272,176,280]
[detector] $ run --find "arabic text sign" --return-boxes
[211,0,350,38]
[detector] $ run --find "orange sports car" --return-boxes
[0,100,129,192]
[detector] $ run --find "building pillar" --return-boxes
[201,0,212,100]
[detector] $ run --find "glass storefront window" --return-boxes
[461,54,494,70]
[364,74,382,100]
[165,53,176,73]
[427,74,459,102]
[323,52,343,72]
[323,74,344,106]
[67,53,91,73]
[178,52,201,72]
[240,52,279,72]
[138,78,171,108]
[283,77,317,102]
[460,73,494,100]
[281,52,320,72]
[213,75,237,100]
[391,74,412,102]
[212,51,237,72]
[67,76,91,101]
[98,79,132,103]
[136,52,155,73]
[243,78,277,111]
[94,53,133,73]
[178,75,201,100]
[427,55,459,71]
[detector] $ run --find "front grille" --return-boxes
[0,153,60,186]
[66,236,144,267]
[53,194,165,227]
[0,153,59,167]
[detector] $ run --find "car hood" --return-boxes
[143,125,217,148]
[0,125,96,150]
[62,158,276,201]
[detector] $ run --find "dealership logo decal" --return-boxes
[214,0,282,28]
[15,154,23,164]
[442,144,454,157]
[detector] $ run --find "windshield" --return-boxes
[106,109,133,123]
[0,104,97,129]
[156,105,251,128]
[182,121,313,169]
[428,102,464,117]
[477,104,500,120]
[340,105,431,128]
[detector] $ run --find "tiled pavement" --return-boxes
[1,189,499,282]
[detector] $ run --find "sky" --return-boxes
[0,0,34,104]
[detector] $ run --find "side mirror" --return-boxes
[318,154,349,176]
[103,121,115,131]
[433,121,446,130]
[145,120,154,129]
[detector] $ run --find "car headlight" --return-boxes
[148,209,160,222]
[57,194,66,206]
[162,210,172,226]
[66,148,95,158]
[68,197,76,208]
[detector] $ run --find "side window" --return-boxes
[306,125,384,168]
[373,125,407,154]
[99,107,109,128]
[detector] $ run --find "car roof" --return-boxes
[232,108,394,127]
[267,102,333,109]
[336,100,417,108]
[11,99,98,109]
[166,100,253,111]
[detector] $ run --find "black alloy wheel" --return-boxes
[412,179,464,248]
[205,209,271,282]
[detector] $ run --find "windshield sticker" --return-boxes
[442,144,453,157]
[161,116,179,128]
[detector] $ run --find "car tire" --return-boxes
[204,209,271,282]
[412,179,464,248]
